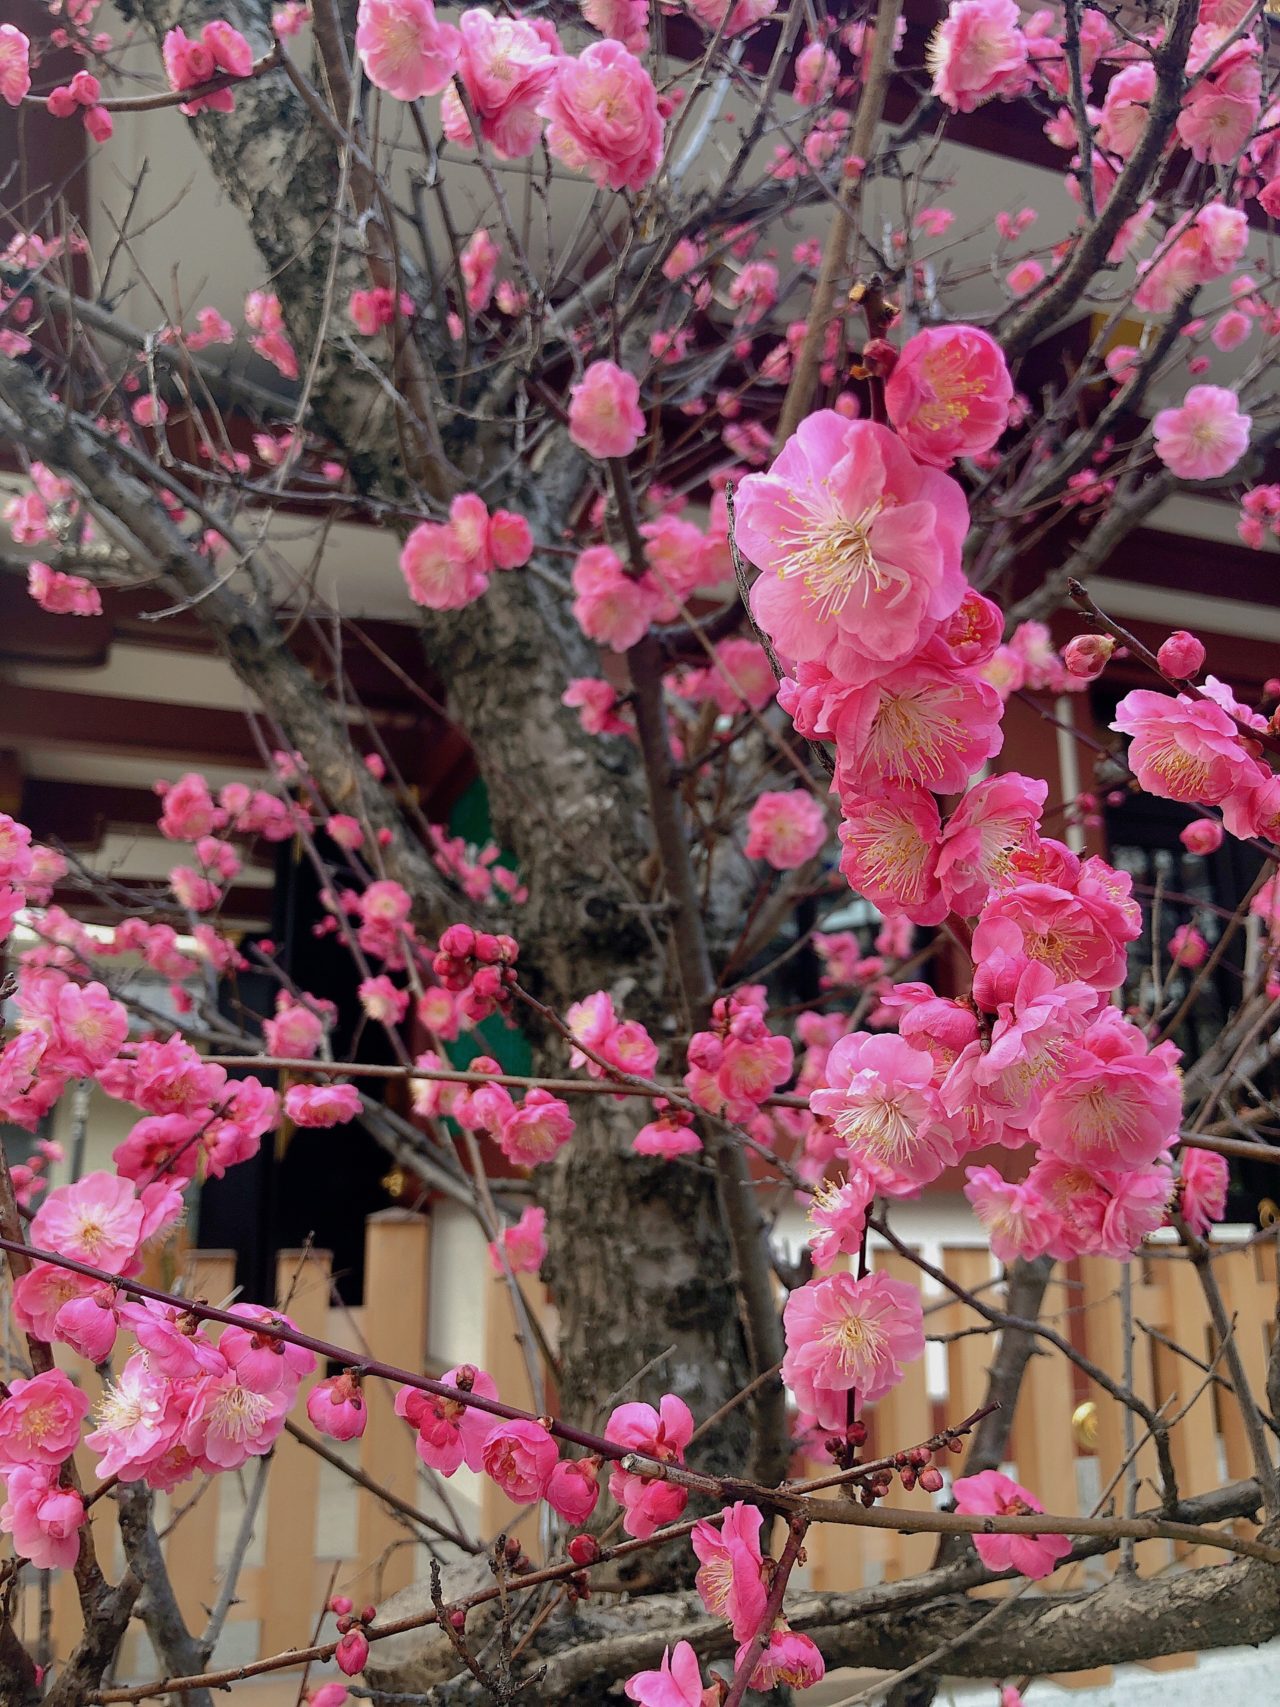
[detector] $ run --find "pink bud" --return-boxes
[335,1629,369,1676]
[330,1595,354,1617]
[918,1466,945,1493]
[1180,817,1224,856]
[568,1533,601,1565]
[1156,630,1205,680]
[1062,633,1115,680]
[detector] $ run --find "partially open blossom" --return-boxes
[162,21,254,114]
[568,361,646,460]
[572,545,658,651]
[1,1466,84,1569]
[1062,634,1114,681]
[307,1373,366,1441]
[951,1469,1070,1578]
[740,1627,826,1691]
[284,1082,362,1127]
[1180,1146,1229,1236]
[1157,630,1206,680]
[481,1419,557,1502]
[624,1642,712,1706]
[545,1455,600,1522]
[691,1502,768,1640]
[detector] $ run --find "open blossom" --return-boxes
[1152,386,1251,480]
[31,1173,146,1271]
[284,1082,362,1127]
[1,1465,85,1569]
[539,41,663,192]
[838,786,946,926]
[884,326,1012,468]
[0,1372,90,1468]
[937,772,1046,916]
[1180,1146,1228,1236]
[744,790,826,869]
[928,0,1028,112]
[28,562,103,616]
[782,1270,924,1428]
[488,1205,547,1274]
[951,1469,1071,1578]
[572,545,658,651]
[606,1394,693,1538]
[162,20,254,114]
[964,1166,1061,1262]
[395,1365,498,1474]
[355,0,460,98]
[691,1502,768,1640]
[568,361,646,459]
[497,1090,574,1166]
[830,654,1004,798]
[735,414,969,679]
[1031,1011,1182,1171]
[624,1642,714,1707]
[810,1031,958,1192]
[1113,689,1253,806]
[445,9,558,159]
[0,25,30,107]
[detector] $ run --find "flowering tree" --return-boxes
[2,0,1280,1698]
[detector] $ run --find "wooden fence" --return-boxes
[10,1219,1279,1696]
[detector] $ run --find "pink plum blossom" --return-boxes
[284,1082,362,1127]
[539,42,663,192]
[480,1419,557,1502]
[744,790,827,869]
[951,1469,1071,1578]
[568,361,646,459]
[735,414,969,679]
[394,1365,499,1474]
[1152,386,1251,480]
[692,1501,769,1641]
[355,0,460,98]
[885,325,1013,467]
[781,1270,925,1428]
[605,1394,694,1538]
[928,0,1028,112]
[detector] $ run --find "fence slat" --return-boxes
[871,1251,934,1581]
[259,1247,332,1658]
[357,1210,430,1600]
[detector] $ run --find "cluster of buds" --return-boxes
[331,1595,376,1675]
[431,925,519,1021]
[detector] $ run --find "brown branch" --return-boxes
[775,0,903,444]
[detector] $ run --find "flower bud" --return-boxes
[329,1595,353,1617]
[335,1629,369,1676]
[919,1466,945,1493]
[1180,817,1224,856]
[1157,629,1205,680]
[568,1533,601,1566]
[1062,633,1115,680]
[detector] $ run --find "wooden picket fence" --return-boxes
[8,1218,1278,1697]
